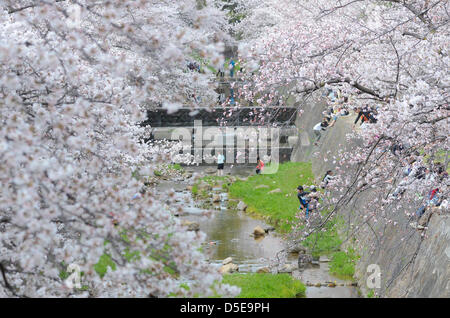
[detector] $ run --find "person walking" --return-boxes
[229,59,236,78]
[217,152,225,176]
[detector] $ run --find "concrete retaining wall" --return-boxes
[291,98,450,298]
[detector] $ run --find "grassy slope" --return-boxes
[227,161,358,277]
[228,162,315,232]
[328,247,360,280]
[222,273,306,298]
[302,218,343,258]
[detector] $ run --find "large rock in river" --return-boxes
[298,254,313,270]
[237,201,247,211]
[286,242,308,254]
[253,226,265,237]
[219,263,239,274]
[181,220,200,232]
[212,194,221,203]
[279,263,297,273]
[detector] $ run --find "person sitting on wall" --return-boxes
[320,170,334,189]
[352,106,377,129]
[338,105,349,116]
[410,188,442,230]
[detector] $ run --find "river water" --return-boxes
[156,166,359,298]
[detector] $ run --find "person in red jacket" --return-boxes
[256,156,264,174]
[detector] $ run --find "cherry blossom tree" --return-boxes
[237,0,449,266]
[0,0,239,297]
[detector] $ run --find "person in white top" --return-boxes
[217,152,225,176]
[312,119,329,145]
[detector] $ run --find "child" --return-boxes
[256,156,264,174]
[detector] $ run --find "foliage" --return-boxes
[94,254,117,278]
[0,0,239,298]
[302,218,343,258]
[221,273,306,298]
[329,247,360,280]
[168,164,184,171]
[235,1,449,291]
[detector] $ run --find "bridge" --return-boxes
[142,107,299,164]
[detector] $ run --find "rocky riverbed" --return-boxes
[154,165,360,298]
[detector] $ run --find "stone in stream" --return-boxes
[298,254,313,270]
[198,181,212,191]
[268,188,282,194]
[264,226,276,233]
[181,220,200,232]
[219,263,239,274]
[279,263,297,273]
[253,226,265,237]
[257,267,270,274]
[319,256,331,263]
[205,167,216,175]
[212,194,221,203]
[237,201,247,211]
[222,257,233,265]
[287,242,309,254]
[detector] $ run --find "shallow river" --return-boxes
[156,166,359,298]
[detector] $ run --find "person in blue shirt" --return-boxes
[297,186,311,218]
[229,59,235,78]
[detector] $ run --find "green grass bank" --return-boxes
[226,161,359,277]
[228,162,314,232]
[221,273,306,298]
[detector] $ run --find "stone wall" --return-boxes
[291,97,450,298]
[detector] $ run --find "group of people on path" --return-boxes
[216,58,237,78]
[215,152,265,176]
